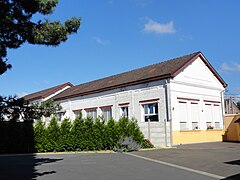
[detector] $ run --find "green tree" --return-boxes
[34,120,47,152]
[59,118,72,151]
[0,96,62,121]
[0,95,36,121]
[46,116,60,151]
[0,0,81,75]
[71,115,86,150]
[32,99,62,119]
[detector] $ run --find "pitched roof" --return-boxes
[23,82,73,101]
[53,51,227,101]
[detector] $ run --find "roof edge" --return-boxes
[42,82,73,98]
[54,74,172,101]
[24,82,74,102]
[172,52,227,87]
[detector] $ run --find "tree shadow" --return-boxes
[0,121,63,180]
[0,154,63,180]
[221,160,240,180]
[221,173,240,180]
[225,159,240,166]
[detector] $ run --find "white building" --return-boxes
[24,52,227,147]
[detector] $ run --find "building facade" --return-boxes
[24,52,227,147]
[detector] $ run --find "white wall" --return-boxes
[58,79,170,147]
[170,57,225,131]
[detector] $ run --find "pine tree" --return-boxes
[0,0,81,75]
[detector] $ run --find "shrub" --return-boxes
[105,118,117,149]
[59,118,72,151]
[92,118,106,150]
[142,139,154,149]
[115,136,141,152]
[33,116,149,153]
[116,117,145,145]
[46,116,60,152]
[34,120,47,152]
[71,115,86,151]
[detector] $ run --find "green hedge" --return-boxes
[34,116,147,153]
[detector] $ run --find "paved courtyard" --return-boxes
[132,142,240,179]
[0,142,239,180]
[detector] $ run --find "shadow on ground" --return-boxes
[225,159,240,166]
[222,160,240,180]
[221,173,240,180]
[0,154,63,180]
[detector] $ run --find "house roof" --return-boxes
[53,51,227,101]
[23,82,73,101]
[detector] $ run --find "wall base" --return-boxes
[172,130,223,145]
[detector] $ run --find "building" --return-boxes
[24,52,227,147]
[224,98,240,114]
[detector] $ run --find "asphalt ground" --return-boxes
[0,142,239,180]
[132,142,240,179]
[1,152,218,180]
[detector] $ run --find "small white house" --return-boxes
[25,52,227,147]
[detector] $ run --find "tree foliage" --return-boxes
[0,0,81,75]
[33,116,151,153]
[0,96,62,121]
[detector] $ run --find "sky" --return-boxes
[1,0,240,98]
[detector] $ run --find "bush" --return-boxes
[142,139,154,149]
[71,115,86,151]
[116,117,145,144]
[34,120,47,152]
[33,116,149,153]
[46,116,60,152]
[115,136,141,152]
[59,118,73,151]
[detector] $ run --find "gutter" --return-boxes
[165,78,173,146]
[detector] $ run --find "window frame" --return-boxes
[73,109,82,119]
[119,103,129,118]
[140,100,159,122]
[101,105,113,122]
[85,107,97,122]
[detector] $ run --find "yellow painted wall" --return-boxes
[223,114,240,142]
[172,130,223,145]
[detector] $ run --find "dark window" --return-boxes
[143,103,159,122]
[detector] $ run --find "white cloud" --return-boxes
[220,62,240,72]
[143,18,176,34]
[92,36,109,45]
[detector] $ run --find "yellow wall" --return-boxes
[172,130,223,145]
[223,114,240,142]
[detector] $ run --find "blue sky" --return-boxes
[1,0,240,97]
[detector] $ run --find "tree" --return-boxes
[0,95,35,121]
[0,0,81,75]
[0,96,62,121]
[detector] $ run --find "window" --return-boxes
[57,112,65,122]
[215,122,220,129]
[73,110,82,119]
[102,107,112,122]
[86,109,97,121]
[121,106,128,117]
[180,122,187,130]
[213,104,221,129]
[192,122,199,130]
[206,122,213,129]
[178,101,188,129]
[190,102,199,130]
[143,103,158,122]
